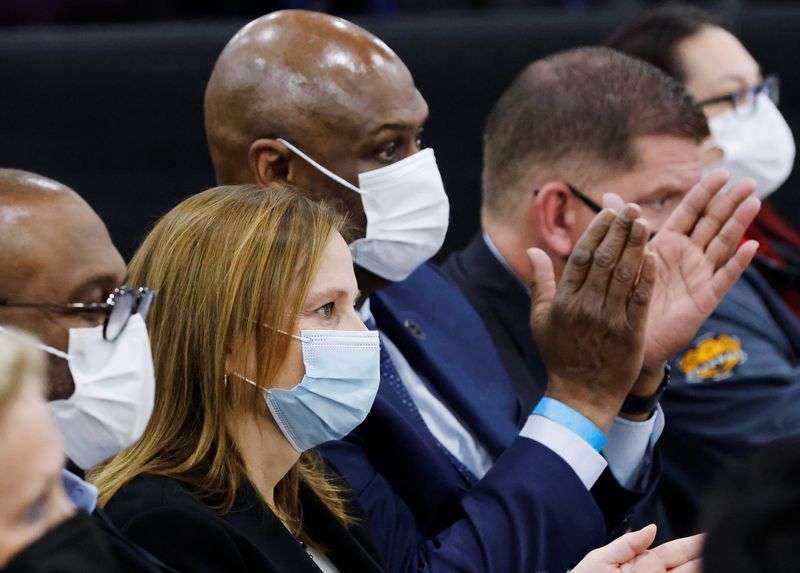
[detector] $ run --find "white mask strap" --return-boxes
[259,322,308,343]
[230,372,259,387]
[276,138,362,195]
[0,325,72,361]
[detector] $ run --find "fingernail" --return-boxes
[632,219,647,240]
[621,204,637,222]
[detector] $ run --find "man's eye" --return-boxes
[316,302,335,317]
[647,194,679,212]
[67,307,107,326]
[377,141,398,163]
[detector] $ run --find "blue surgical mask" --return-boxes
[233,329,380,452]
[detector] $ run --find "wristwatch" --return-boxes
[620,364,671,416]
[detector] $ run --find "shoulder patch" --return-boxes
[679,333,748,383]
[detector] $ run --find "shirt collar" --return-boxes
[482,232,532,295]
[62,469,98,513]
[357,297,375,326]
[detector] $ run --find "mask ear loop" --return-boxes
[228,372,260,387]
[0,325,72,361]
[276,138,363,195]
[258,322,309,343]
[226,325,309,389]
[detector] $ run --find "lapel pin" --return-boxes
[403,319,427,341]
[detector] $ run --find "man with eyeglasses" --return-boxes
[445,41,792,542]
[604,5,800,538]
[607,4,799,318]
[0,169,172,572]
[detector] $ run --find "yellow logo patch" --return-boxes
[679,334,748,383]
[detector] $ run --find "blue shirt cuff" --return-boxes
[532,397,608,452]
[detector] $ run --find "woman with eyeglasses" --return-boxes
[607,4,800,317]
[606,4,800,540]
[88,184,385,573]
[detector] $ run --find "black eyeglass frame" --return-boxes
[0,286,155,342]
[534,183,656,241]
[696,74,780,115]
[534,182,604,212]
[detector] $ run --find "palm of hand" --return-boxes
[644,229,721,366]
[615,551,669,573]
[633,172,761,369]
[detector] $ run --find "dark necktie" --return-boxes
[369,320,478,485]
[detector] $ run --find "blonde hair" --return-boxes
[0,329,45,411]
[90,184,351,545]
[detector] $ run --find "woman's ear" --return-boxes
[533,181,577,258]
[249,139,292,186]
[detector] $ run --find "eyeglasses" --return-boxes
[534,184,655,240]
[696,74,780,116]
[0,286,155,342]
[534,182,604,212]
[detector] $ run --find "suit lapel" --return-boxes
[300,483,385,573]
[222,489,321,573]
[448,235,548,411]
[372,264,522,458]
[223,484,384,573]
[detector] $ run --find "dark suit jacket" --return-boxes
[63,462,172,573]
[443,233,548,413]
[104,473,385,573]
[446,233,800,537]
[321,262,647,573]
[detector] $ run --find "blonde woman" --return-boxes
[0,330,118,571]
[90,184,383,573]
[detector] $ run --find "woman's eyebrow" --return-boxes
[305,287,350,302]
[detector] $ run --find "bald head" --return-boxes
[0,169,126,399]
[205,10,428,194]
[0,170,78,265]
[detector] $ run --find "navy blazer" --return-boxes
[105,474,385,573]
[443,234,548,414]
[322,262,645,573]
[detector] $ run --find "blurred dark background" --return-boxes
[1,0,798,261]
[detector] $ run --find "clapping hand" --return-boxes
[528,203,655,432]
[603,170,761,396]
[570,525,703,573]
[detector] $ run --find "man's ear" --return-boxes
[533,181,577,258]
[249,139,291,186]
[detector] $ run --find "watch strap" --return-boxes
[620,364,671,416]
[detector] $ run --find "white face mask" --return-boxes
[708,93,796,199]
[2,314,156,470]
[278,139,450,282]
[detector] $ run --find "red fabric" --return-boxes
[745,203,800,318]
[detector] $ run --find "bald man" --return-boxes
[199,12,750,573]
[0,169,167,572]
[0,169,126,400]
[205,10,425,294]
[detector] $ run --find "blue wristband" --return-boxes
[532,397,608,452]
